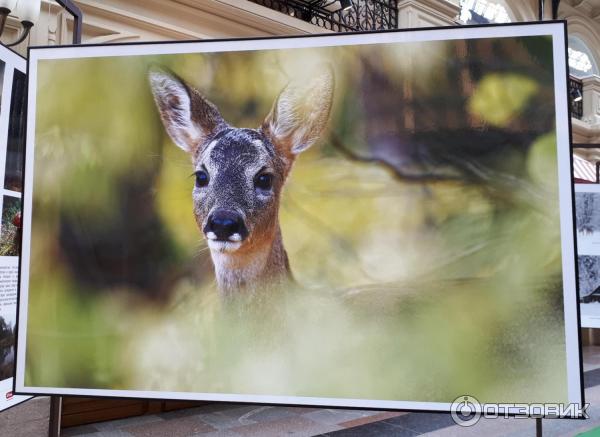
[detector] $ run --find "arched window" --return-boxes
[459,0,512,24]
[568,36,599,78]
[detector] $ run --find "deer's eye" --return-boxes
[255,173,273,191]
[195,170,209,188]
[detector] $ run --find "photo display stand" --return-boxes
[0,42,29,413]
[573,144,600,328]
[14,21,583,419]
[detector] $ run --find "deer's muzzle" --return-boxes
[204,209,248,243]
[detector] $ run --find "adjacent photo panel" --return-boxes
[573,147,600,328]
[0,43,28,412]
[16,22,581,414]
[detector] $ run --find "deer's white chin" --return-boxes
[207,239,242,253]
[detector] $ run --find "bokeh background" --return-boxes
[25,35,571,404]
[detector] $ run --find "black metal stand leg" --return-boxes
[48,396,62,437]
[536,417,543,437]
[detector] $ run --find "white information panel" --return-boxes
[0,43,28,413]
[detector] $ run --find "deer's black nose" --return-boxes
[204,210,248,242]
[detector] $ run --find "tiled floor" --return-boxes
[61,404,404,437]
[60,347,600,437]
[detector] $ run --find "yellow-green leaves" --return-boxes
[469,73,539,127]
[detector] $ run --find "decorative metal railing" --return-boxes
[569,76,583,120]
[248,0,398,32]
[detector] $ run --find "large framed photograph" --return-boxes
[16,22,581,414]
[0,43,29,412]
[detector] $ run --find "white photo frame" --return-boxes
[15,21,582,416]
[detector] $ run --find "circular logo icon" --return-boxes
[451,395,482,427]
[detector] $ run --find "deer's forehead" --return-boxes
[198,129,275,171]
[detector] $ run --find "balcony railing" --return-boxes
[249,0,398,32]
[569,76,583,120]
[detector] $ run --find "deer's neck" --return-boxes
[209,225,291,294]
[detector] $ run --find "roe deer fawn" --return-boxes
[149,68,334,294]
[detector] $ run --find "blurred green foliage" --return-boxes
[24,36,569,404]
[469,73,539,127]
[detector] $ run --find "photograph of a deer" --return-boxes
[150,68,333,294]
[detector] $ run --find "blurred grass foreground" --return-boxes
[25,35,569,404]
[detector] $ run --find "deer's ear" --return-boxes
[262,68,334,157]
[149,69,226,153]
